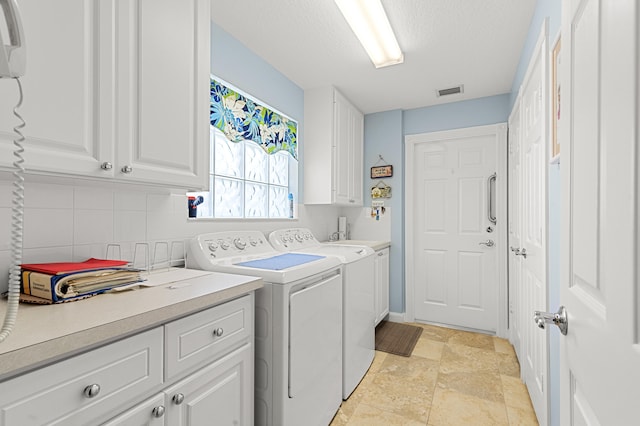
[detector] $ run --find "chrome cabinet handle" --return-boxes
[100,162,112,170]
[479,239,494,247]
[152,405,165,418]
[83,384,101,398]
[121,165,133,173]
[534,306,568,335]
[515,248,527,258]
[213,327,224,337]
[487,173,497,224]
[172,393,185,405]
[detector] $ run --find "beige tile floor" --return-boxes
[330,323,539,426]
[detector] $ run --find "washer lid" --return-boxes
[235,253,325,270]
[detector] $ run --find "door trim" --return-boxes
[404,123,509,337]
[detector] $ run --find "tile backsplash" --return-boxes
[0,175,343,293]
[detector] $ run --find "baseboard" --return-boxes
[386,311,406,323]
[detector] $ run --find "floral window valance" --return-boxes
[210,79,298,160]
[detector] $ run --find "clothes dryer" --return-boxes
[268,228,375,399]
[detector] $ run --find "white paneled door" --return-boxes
[507,97,523,360]
[517,22,549,425]
[555,0,640,424]
[406,124,507,333]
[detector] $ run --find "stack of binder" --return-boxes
[21,258,143,303]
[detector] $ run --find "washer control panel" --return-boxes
[268,228,319,251]
[190,230,269,259]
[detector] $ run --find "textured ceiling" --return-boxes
[211,0,536,114]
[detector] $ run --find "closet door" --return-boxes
[558,0,640,424]
[507,96,523,360]
[512,22,549,425]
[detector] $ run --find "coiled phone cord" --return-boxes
[0,77,25,343]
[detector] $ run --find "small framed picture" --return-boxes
[370,165,393,179]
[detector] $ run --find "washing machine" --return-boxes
[268,228,375,399]
[186,230,343,426]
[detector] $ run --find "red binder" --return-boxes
[21,258,129,275]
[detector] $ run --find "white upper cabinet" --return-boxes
[115,0,209,188]
[0,0,209,190]
[304,87,363,205]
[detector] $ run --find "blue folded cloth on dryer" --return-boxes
[235,253,325,270]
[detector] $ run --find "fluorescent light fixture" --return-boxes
[335,0,404,68]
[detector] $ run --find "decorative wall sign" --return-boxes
[371,165,393,179]
[371,180,392,199]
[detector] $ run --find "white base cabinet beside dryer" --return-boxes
[374,248,390,325]
[0,294,254,426]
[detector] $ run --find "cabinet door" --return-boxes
[115,0,209,189]
[333,90,351,204]
[349,108,364,205]
[374,248,390,325]
[0,0,114,177]
[101,394,165,426]
[164,343,253,426]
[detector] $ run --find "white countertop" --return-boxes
[327,240,391,251]
[0,268,263,380]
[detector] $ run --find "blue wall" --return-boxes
[404,94,510,136]
[510,0,561,108]
[363,110,404,311]
[211,22,306,200]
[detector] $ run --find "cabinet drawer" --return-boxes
[164,294,253,380]
[0,328,163,426]
[101,393,165,426]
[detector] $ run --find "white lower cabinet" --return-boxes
[164,343,253,426]
[0,294,254,426]
[0,328,163,426]
[106,343,253,426]
[374,248,390,325]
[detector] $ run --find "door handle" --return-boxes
[479,239,494,247]
[487,173,497,224]
[534,306,568,335]
[515,248,527,258]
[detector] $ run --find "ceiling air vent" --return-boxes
[436,85,464,97]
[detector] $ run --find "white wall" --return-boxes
[0,174,340,294]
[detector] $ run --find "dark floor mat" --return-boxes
[375,321,423,357]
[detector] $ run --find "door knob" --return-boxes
[515,248,527,258]
[534,306,568,335]
[479,239,495,247]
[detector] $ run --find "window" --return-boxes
[188,78,298,219]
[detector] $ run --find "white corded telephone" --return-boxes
[0,0,25,78]
[0,0,26,344]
